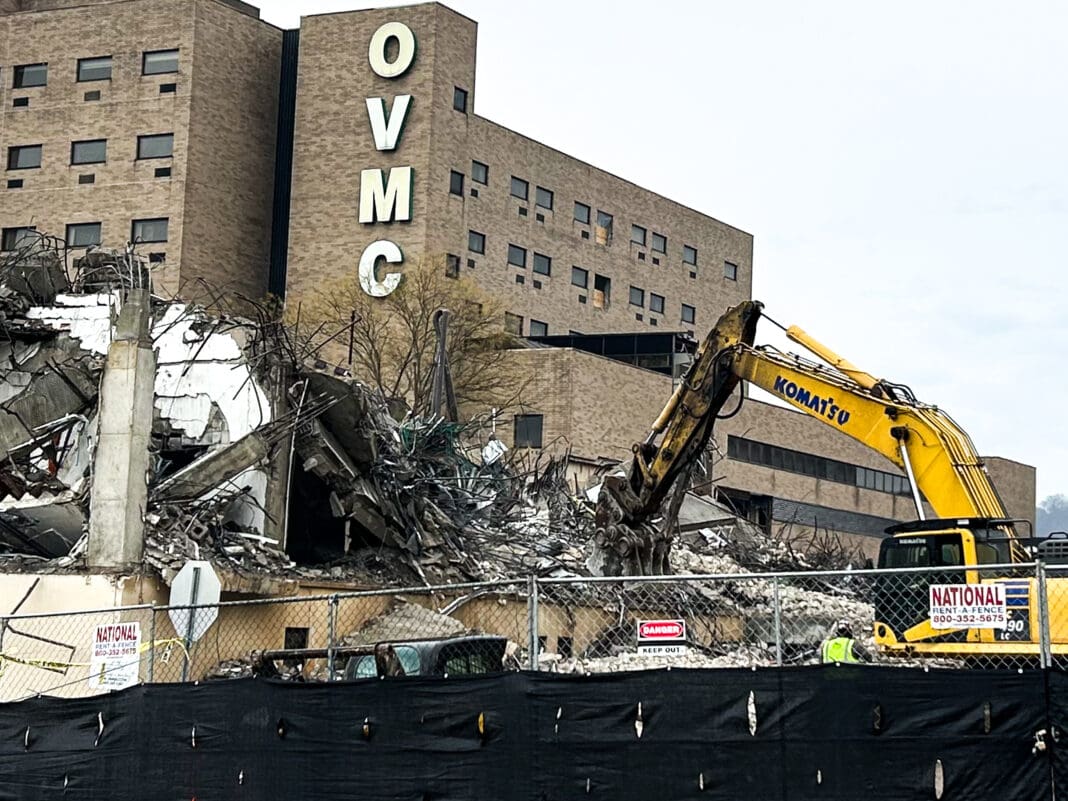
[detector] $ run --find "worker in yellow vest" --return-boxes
[820,620,869,664]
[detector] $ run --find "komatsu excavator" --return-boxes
[596,300,1061,660]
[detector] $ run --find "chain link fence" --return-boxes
[1,563,1061,701]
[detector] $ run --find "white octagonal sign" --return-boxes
[168,560,222,643]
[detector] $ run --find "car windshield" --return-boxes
[350,645,421,678]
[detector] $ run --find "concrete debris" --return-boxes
[0,229,879,679]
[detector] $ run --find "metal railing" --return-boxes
[2,562,1064,701]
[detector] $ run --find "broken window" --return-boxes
[513,414,543,448]
[507,244,527,268]
[529,319,548,337]
[504,312,523,336]
[467,229,485,254]
[453,86,468,113]
[595,210,613,245]
[683,244,698,266]
[510,176,528,201]
[629,286,645,307]
[13,63,47,88]
[132,217,169,243]
[631,224,647,246]
[571,266,588,289]
[71,139,106,165]
[448,169,464,196]
[445,253,460,279]
[574,201,591,224]
[143,48,179,75]
[650,293,665,314]
[8,145,41,170]
[651,232,667,253]
[471,160,488,184]
[681,303,696,324]
[557,635,573,658]
[535,186,553,210]
[593,273,611,309]
[77,56,112,82]
[724,260,738,280]
[532,253,551,276]
[137,133,174,159]
[66,222,102,248]
[1,226,35,251]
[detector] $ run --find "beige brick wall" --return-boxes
[285,3,753,340]
[0,0,278,298]
[983,456,1036,527]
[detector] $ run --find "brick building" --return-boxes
[0,0,1036,557]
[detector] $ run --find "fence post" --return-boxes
[527,576,540,671]
[326,594,339,682]
[1037,561,1051,669]
[772,576,783,667]
[147,603,157,683]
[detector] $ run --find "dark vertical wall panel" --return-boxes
[268,28,299,298]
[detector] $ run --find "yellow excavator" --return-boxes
[596,299,1059,660]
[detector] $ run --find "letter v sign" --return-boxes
[365,95,412,151]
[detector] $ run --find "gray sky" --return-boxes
[257,0,1068,502]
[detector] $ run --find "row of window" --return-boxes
[450,161,719,272]
[7,134,173,170]
[1,218,170,251]
[727,435,912,497]
[10,49,179,89]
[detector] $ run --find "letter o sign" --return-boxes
[368,21,416,79]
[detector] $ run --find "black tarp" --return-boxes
[0,666,1059,801]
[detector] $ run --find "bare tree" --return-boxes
[291,255,529,415]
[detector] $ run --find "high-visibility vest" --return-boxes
[821,637,858,664]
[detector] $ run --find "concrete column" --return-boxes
[88,290,155,568]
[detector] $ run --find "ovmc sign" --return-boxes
[358,21,417,298]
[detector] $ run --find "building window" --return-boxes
[510,176,528,201]
[724,260,738,281]
[504,312,523,336]
[593,274,611,308]
[7,145,42,170]
[453,86,468,113]
[445,253,460,279]
[143,49,179,75]
[137,133,173,159]
[529,319,548,337]
[683,245,698,266]
[449,169,464,196]
[631,224,647,246]
[71,139,107,165]
[595,210,613,244]
[77,56,112,82]
[535,186,554,210]
[513,414,543,448]
[652,232,667,253]
[681,303,696,324]
[533,253,551,276]
[13,63,47,88]
[649,293,665,314]
[132,217,169,243]
[1,226,35,251]
[571,266,588,289]
[66,222,102,248]
[468,230,485,254]
[574,201,591,224]
[507,244,527,268]
[471,160,488,184]
[629,286,645,307]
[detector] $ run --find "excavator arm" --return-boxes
[593,299,1022,577]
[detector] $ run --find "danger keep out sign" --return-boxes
[88,622,141,690]
[636,619,688,655]
[929,584,1007,630]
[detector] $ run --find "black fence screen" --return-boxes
[2,666,1065,801]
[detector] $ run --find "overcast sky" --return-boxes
[256,0,1068,503]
